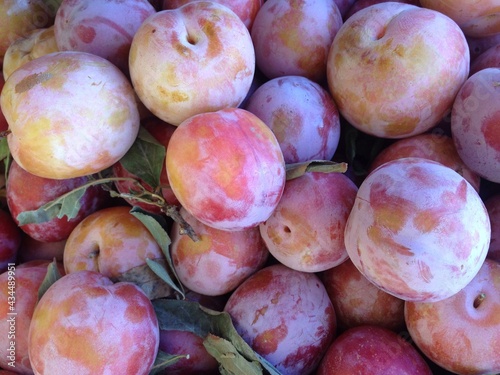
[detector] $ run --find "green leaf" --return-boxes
[37,259,62,302]
[130,207,185,298]
[113,260,174,300]
[148,350,188,375]
[120,126,166,188]
[286,160,348,180]
[152,299,281,375]
[16,187,86,225]
[0,137,8,162]
[145,258,183,298]
[13,175,139,226]
[204,334,263,375]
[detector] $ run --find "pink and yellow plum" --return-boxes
[321,258,406,332]
[6,160,110,243]
[224,264,336,375]
[2,25,58,80]
[316,325,432,374]
[405,259,500,375]
[0,209,21,272]
[244,75,341,164]
[451,67,500,183]
[484,194,500,262]
[420,0,500,38]
[113,116,179,214]
[0,260,61,373]
[162,0,263,30]
[1,51,140,179]
[369,133,481,192]
[251,0,343,83]
[28,270,159,375]
[54,0,156,75]
[166,108,286,231]
[0,0,55,65]
[344,157,490,302]
[63,205,164,279]
[259,172,357,273]
[170,207,269,296]
[129,1,255,126]
[327,2,470,138]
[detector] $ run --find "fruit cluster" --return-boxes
[0,1,499,375]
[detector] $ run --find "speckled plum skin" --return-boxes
[1,51,140,179]
[405,259,500,375]
[344,157,490,303]
[484,194,500,262]
[321,258,406,332]
[0,261,51,373]
[162,0,263,30]
[28,270,159,375]
[113,116,179,214]
[327,3,470,138]
[54,0,155,74]
[451,68,500,183]
[224,264,336,375]
[170,208,268,296]
[129,1,255,126]
[166,108,286,231]
[420,0,500,37]
[259,172,357,273]
[6,160,109,243]
[251,0,343,83]
[0,209,21,272]
[316,325,432,375]
[369,133,481,192]
[244,75,341,164]
[63,206,164,279]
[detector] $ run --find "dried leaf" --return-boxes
[113,260,174,300]
[148,350,188,375]
[120,126,165,188]
[286,160,348,180]
[37,259,62,302]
